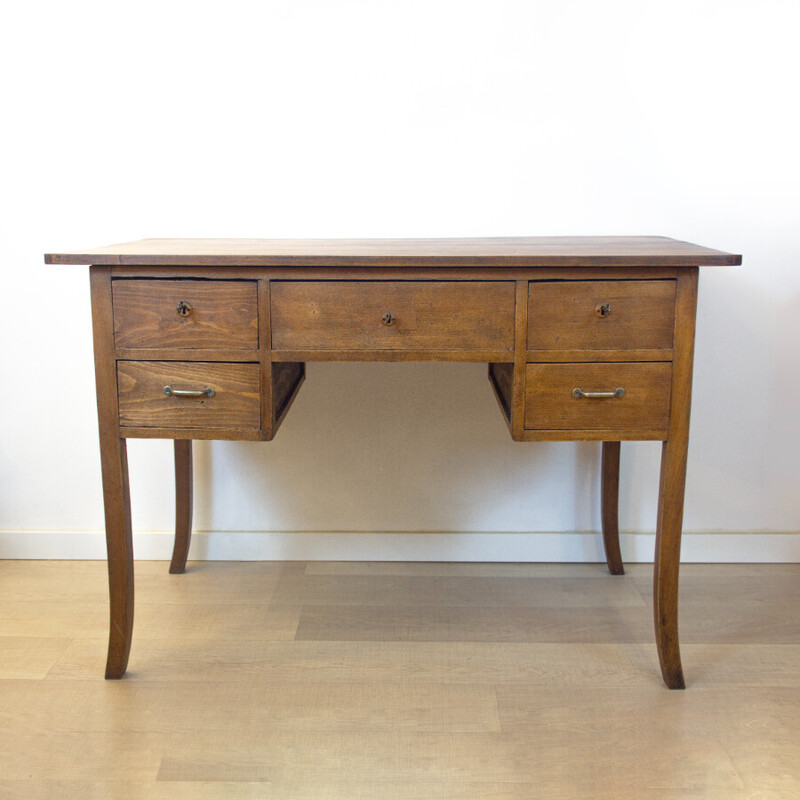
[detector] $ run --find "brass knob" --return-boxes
[595,303,611,318]
[176,301,193,318]
[381,312,396,326]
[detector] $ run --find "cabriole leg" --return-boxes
[170,440,193,574]
[601,441,624,575]
[99,435,134,679]
[653,437,688,690]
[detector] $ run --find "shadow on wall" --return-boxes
[187,362,638,535]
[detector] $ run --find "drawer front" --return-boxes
[527,280,676,351]
[524,362,672,431]
[271,281,515,351]
[117,361,260,429]
[113,280,258,349]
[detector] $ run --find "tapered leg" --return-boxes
[601,441,624,575]
[170,440,193,574]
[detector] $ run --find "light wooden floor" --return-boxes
[1,560,799,799]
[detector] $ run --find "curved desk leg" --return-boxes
[99,434,134,679]
[170,440,193,574]
[601,441,624,575]
[653,267,697,690]
[653,438,688,690]
[92,267,134,680]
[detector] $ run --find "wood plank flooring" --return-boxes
[1,560,799,798]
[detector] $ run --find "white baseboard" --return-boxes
[1,530,798,562]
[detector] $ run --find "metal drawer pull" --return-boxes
[163,385,215,398]
[176,301,193,317]
[572,387,625,399]
[381,312,396,326]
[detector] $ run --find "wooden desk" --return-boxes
[46,236,741,688]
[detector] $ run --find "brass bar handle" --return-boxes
[163,385,215,398]
[572,387,625,399]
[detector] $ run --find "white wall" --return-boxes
[1,0,798,560]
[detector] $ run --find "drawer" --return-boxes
[527,280,676,352]
[117,361,260,429]
[524,362,672,431]
[113,280,258,349]
[271,281,515,351]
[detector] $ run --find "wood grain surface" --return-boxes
[89,267,134,680]
[112,279,258,349]
[45,236,742,266]
[653,268,699,689]
[117,361,260,430]
[527,280,676,352]
[55,239,739,689]
[524,362,672,432]
[271,281,515,352]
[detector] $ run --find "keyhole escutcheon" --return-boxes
[595,303,611,318]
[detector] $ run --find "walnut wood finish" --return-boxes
[511,280,530,442]
[488,362,514,425]
[653,268,699,690]
[169,440,193,575]
[272,348,515,363]
[46,236,742,266]
[54,238,739,688]
[527,280,676,352]
[524,362,672,433]
[601,442,624,575]
[518,428,670,443]
[107,265,689,281]
[526,348,674,363]
[115,347,260,363]
[90,267,134,679]
[272,362,305,428]
[271,281,515,352]
[117,361,261,430]
[112,279,258,349]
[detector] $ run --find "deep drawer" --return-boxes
[524,362,672,431]
[527,280,676,352]
[113,280,258,349]
[117,361,260,429]
[271,281,515,351]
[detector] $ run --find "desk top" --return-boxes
[45,236,741,267]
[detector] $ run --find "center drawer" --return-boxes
[270,281,515,352]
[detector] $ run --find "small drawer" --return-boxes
[271,281,515,352]
[113,280,258,349]
[527,280,676,352]
[117,361,260,429]
[524,362,672,431]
